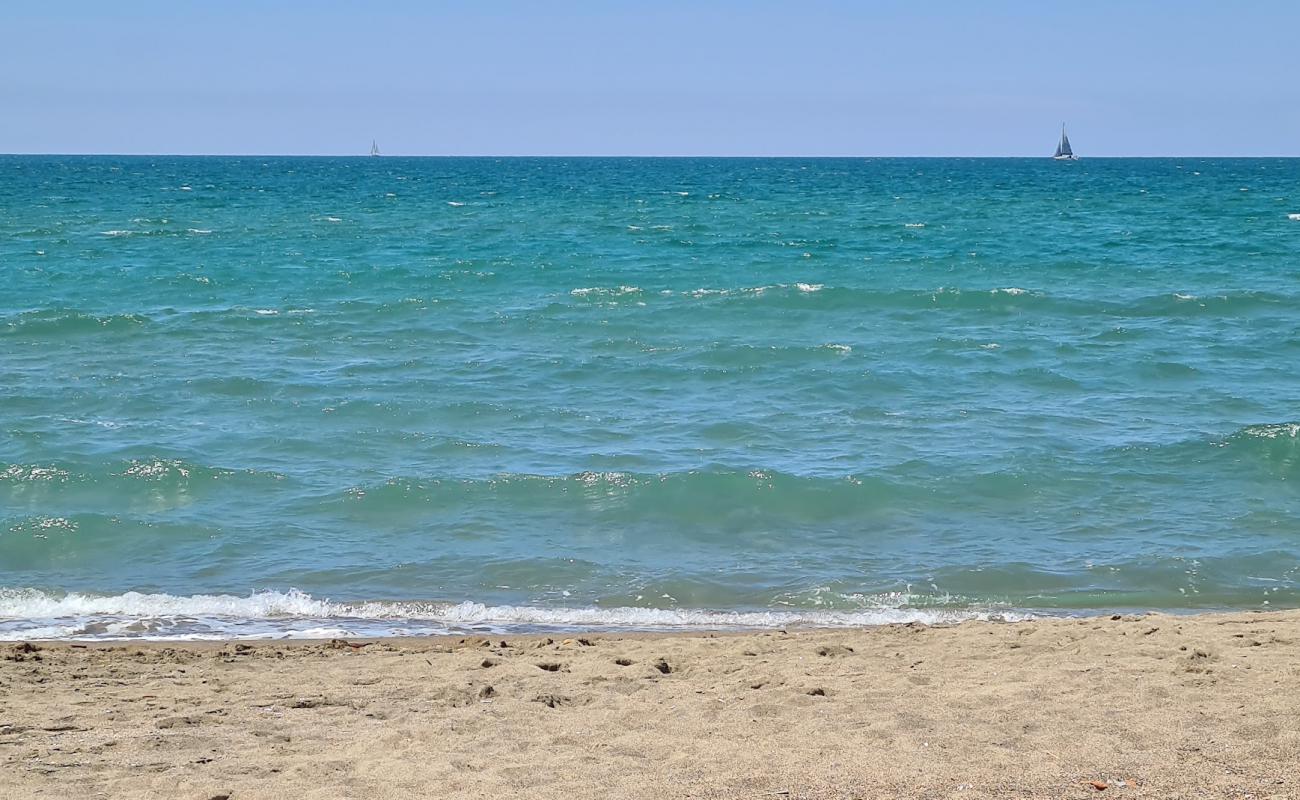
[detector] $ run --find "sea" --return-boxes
[2,155,1298,640]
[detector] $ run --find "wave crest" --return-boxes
[0,588,1025,641]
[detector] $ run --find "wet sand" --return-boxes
[2,610,1298,799]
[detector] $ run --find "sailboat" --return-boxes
[370,140,381,157]
[1053,124,1077,161]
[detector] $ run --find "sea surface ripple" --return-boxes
[2,156,1298,638]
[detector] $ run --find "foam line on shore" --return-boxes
[0,588,1030,640]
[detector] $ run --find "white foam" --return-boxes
[0,465,69,482]
[0,588,1029,641]
[100,230,134,237]
[425,602,1018,629]
[13,517,77,532]
[992,287,1028,296]
[665,283,829,299]
[0,588,337,620]
[1243,423,1300,440]
[120,459,190,479]
[822,343,852,354]
[447,201,465,207]
[1288,213,1300,221]
[56,416,123,429]
[904,222,926,228]
[570,286,640,297]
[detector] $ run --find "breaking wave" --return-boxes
[0,588,1027,641]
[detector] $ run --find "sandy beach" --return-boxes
[2,611,1297,799]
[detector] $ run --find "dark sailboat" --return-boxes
[1053,124,1077,161]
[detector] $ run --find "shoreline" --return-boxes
[6,605,1286,646]
[4,609,1298,798]
[0,587,1037,641]
[0,603,1277,645]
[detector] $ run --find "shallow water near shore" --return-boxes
[2,156,1299,639]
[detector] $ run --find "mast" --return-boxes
[1054,123,1073,159]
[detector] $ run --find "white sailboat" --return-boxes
[370,140,381,157]
[1053,124,1077,161]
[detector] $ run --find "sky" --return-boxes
[4,1,1298,156]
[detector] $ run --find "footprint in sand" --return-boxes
[816,645,854,657]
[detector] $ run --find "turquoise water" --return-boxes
[2,156,1299,639]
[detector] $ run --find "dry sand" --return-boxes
[2,610,1298,799]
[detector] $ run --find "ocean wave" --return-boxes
[555,284,1296,318]
[1120,291,1291,317]
[0,588,1027,641]
[1215,423,1300,478]
[1,309,150,337]
[335,470,911,521]
[570,285,641,298]
[1241,423,1300,440]
[1102,422,1300,481]
[0,465,70,482]
[16,288,1286,344]
[1,304,342,336]
[629,284,1057,312]
[0,458,283,492]
[99,226,217,239]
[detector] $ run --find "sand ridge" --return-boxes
[2,610,1298,799]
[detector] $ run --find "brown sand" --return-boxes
[2,610,1298,799]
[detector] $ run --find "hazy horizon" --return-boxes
[5,1,1298,157]
[6,152,1300,159]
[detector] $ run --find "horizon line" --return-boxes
[3,152,1299,159]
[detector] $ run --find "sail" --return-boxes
[370,140,380,157]
[1055,125,1073,158]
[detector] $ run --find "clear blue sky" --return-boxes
[5,1,1297,156]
